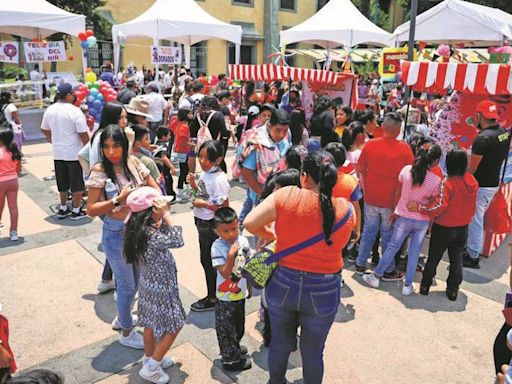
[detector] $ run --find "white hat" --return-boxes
[248,105,260,116]
[125,96,151,118]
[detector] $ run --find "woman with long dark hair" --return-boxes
[335,104,352,138]
[0,128,22,241]
[86,125,159,349]
[244,150,355,384]
[362,143,443,296]
[308,95,335,154]
[289,109,308,146]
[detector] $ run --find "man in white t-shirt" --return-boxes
[143,82,168,142]
[179,81,204,110]
[30,64,43,95]
[41,83,90,220]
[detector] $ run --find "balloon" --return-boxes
[95,93,104,101]
[87,36,97,48]
[90,88,99,96]
[86,29,94,37]
[86,67,93,73]
[78,32,87,41]
[69,55,74,61]
[91,82,100,89]
[106,94,116,102]
[80,41,88,49]
[86,82,93,89]
[86,95,95,103]
[85,72,97,83]
[93,99,102,109]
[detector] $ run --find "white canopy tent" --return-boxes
[279,0,392,50]
[392,0,512,46]
[0,0,85,39]
[112,0,242,74]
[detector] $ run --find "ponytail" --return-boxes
[411,143,441,185]
[302,150,338,245]
[0,128,22,161]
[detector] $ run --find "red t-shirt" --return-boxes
[431,165,444,179]
[169,118,190,154]
[358,137,414,208]
[273,186,355,273]
[0,315,16,374]
[372,126,384,138]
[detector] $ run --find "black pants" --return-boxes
[194,217,218,299]
[162,166,175,197]
[494,322,512,374]
[178,161,189,190]
[215,299,245,363]
[421,223,467,290]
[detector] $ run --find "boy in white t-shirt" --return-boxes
[211,207,252,372]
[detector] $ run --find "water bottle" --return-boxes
[105,178,119,200]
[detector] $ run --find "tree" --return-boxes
[352,0,391,31]
[399,0,512,20]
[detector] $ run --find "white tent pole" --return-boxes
[235,43,241,65]
[153,38,160,82]
[113,42,120,78]
[184,42,191,68]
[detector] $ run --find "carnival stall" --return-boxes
[401,60,512,256]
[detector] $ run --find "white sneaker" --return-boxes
[402,283,415,296]
[9,231,18,241]
[144,356,176,370]
[139,361,170,384]
[112,314,139,330]
[362,273,380,288]
[119,329,144,349]
[97,280,115,293]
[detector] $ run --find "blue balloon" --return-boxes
[95,93,104,101]
[89,107,97,115]
[93,99,102,109]
[80,41,88,49]
[94,112,102,121]
[86,95,95,103]
[89,88,99,95]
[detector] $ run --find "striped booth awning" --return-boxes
[228,64,340,85]
[400,60,512,95]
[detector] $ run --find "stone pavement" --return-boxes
[0,141,510,384]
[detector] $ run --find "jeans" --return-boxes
[238,189,254,230]
[467,187,499,259]
[421,223,467,291]
[356,203,394,272]
[101,260,113,281]
[194,217,218,299]
[266,266,340,384]
[102,216,139,330]
[374,217,429,285]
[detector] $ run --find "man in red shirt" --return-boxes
[354,112,414,279]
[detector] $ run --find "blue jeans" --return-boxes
[467,187,499,259]
[356,203,394,272]
[238,189,253,230]
[102,216,139,330]
[374,217,429,285]
[266,266,340,384]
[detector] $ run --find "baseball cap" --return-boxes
[248,105,260,116]
[260,103,275,112]
[57,83,73,96]
[124,186,163,223]
[476,100,499,120]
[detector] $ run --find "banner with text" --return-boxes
[0,41,19,64]
[24,41,66,63]
[151,46,182,65]
[301,78,353,120]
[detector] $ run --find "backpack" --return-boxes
[196,111,219,148]
[187,96,201,116]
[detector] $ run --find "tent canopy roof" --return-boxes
[0,0,85,39]
[280,0,392,49]
[112,0,242,46]
[392,0,512,46]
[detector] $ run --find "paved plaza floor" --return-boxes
[0,141,510,384]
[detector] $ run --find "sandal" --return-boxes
[446,289,458,301]
[419,284,430,296]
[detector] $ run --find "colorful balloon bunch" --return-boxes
[78,30,97,49]
[74,68,118,121]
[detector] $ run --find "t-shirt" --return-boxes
[211,235,250,302]
[134,152,160,181]
[41,102,88,161]
[193,170,230,220]
[273,186,355,274]
[471,125,511,187]
[3,103,17,125]
[99,71,115,87]
[358,137,414,208]
[0,147,19,182]
[394,165,442,221]
[143,92,167,122]
[179,93,204,110]
[332,171,363,202]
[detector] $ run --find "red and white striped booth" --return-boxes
[401,60,512,256]
[401,60,512,95]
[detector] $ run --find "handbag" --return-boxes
[242,204,353,289]
[484,150,512,234]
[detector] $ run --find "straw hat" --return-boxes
[125,96,151,118]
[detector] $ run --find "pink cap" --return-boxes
[124,187,162,223]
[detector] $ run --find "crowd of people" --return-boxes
[0,63,511,384]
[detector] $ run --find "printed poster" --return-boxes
[301,78,353,120]
[379,47,415,79]
[151,46,182,65]
[0,41,19,64]
[24,41,66,63]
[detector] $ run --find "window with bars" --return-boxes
[280,0,295,11]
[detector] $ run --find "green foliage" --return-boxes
[352,53,379,76]
[352,0,391,31]
[46,0,112,42]
[1,65,28,81]
[399,0,512,20]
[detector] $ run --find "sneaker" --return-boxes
[347,254,357,264]
[463,253,480,269]
[355,265,366,275]
[190,297,216,312]
[419,284,430,296]
[222,356,252,371]
[57,207,71,219]
[382,270,405,282]
[340,275,345,288]
[143,356,176,370]
[9,231,18,241]
[112,314,139,330]
[70,209,88,220]
[119,329,144,349]
[362,273,380,288]
[139,362,169,384]
[240,345,248,355]
[97,280,115,294]
[162,195,181,205]
[446,288,458,301]
[402,283,415,296]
